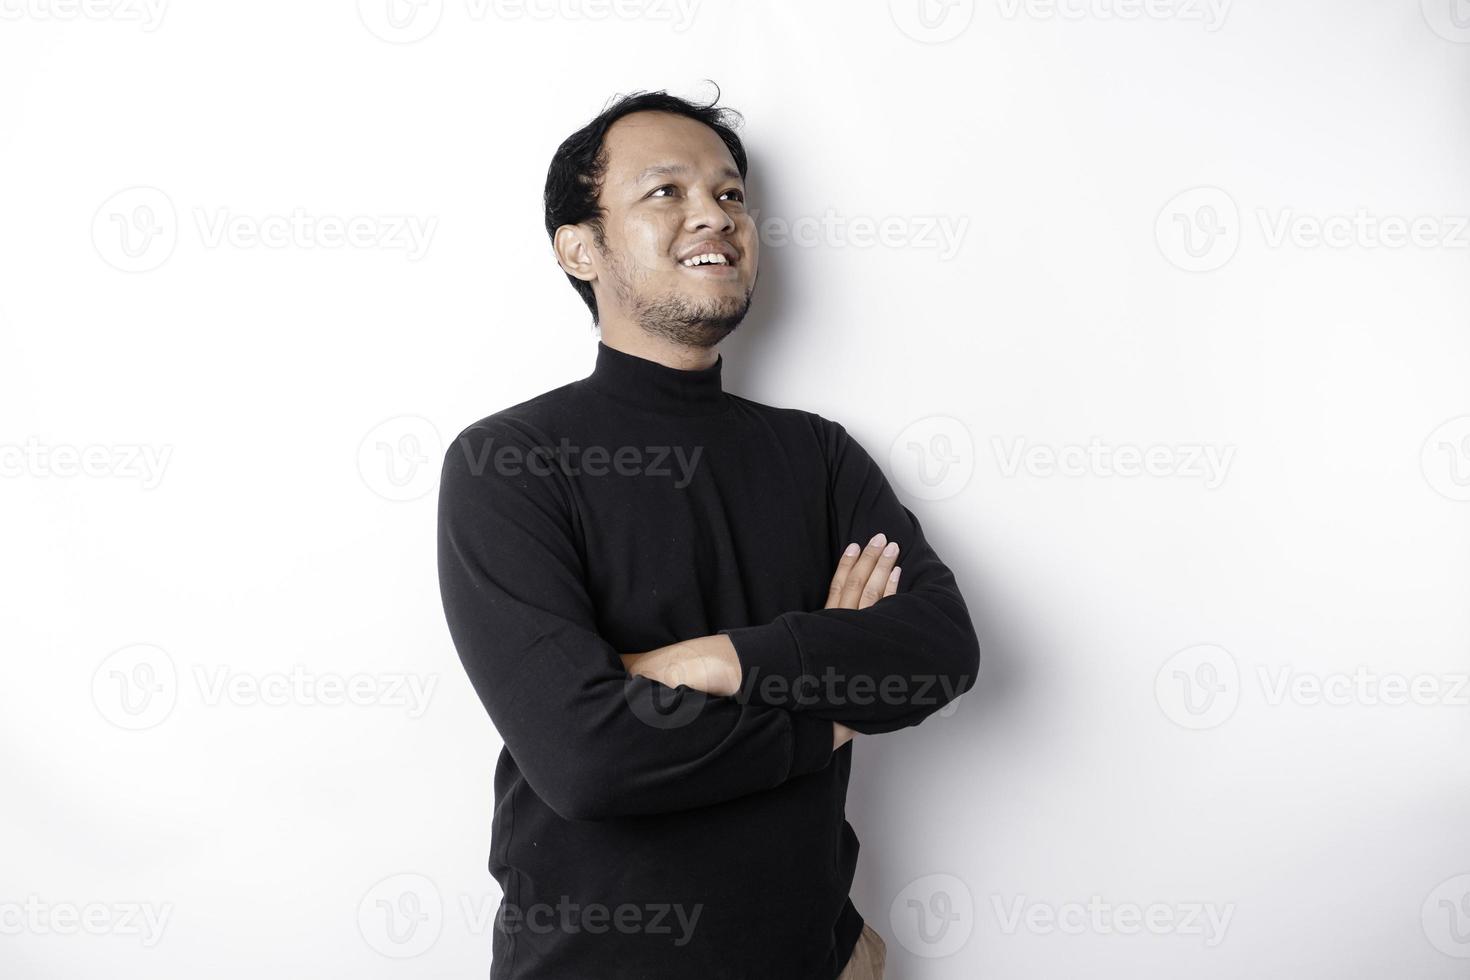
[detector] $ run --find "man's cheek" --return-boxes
[619,213,674,262]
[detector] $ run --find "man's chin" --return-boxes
[649,317,742,350]
[634,290,752,348]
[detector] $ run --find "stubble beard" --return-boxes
[605,248,754,350]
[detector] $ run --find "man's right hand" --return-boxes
[825,533,901,751]
[824,533,901,610]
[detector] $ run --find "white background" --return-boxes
[3,1,1469,977]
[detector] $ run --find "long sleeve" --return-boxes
[436,419,834,822]
[720,417,981,734]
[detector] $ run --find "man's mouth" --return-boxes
[678,252,738,274]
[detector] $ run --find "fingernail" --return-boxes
[843,542,860,557]
[883,541,898,557]
[890,566,901,580]
[867,532,886,548]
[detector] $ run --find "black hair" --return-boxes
[543,83,748,325]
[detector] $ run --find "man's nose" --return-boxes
[683,191,735,233]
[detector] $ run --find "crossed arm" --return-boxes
[438,416,979,822]
[621,532,907,752]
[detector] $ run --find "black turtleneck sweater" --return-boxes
[436,341,980,980]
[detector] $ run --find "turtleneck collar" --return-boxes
[583,340,731,417]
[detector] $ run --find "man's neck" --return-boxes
[597,321,721,372]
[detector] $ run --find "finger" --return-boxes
[881,565,900,599]
[857,540,900,609]
[824,542,861,609]
[839,533,888,608]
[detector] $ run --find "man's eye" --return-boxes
[647,186,744,202]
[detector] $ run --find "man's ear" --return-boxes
[553,224,598,283]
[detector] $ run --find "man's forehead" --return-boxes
[632,162,743,184]
[603,113,739,181]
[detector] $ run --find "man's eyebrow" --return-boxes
[632,163,743,185]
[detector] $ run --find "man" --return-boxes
[437,86,980,980]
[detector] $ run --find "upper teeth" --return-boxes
[682,253,729,266]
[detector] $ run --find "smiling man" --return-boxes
[437,86,981,980]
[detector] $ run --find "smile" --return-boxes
[680,252,735,268]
